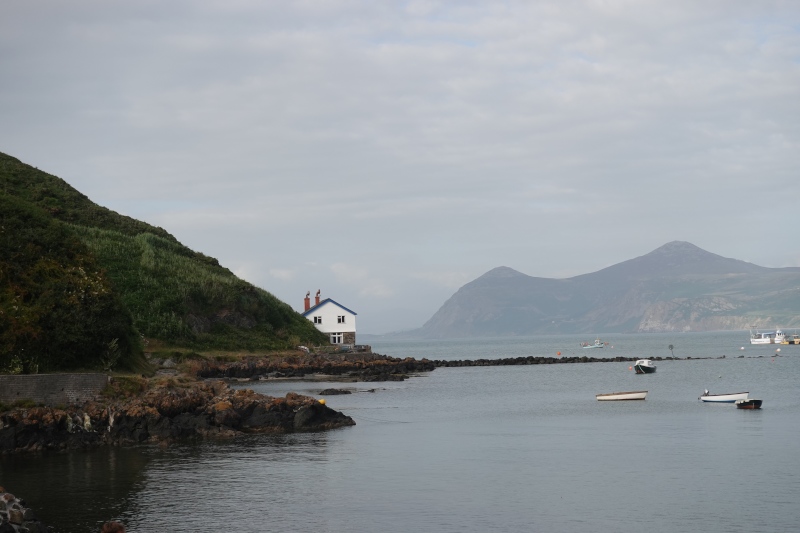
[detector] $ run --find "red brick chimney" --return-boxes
[304,291,310,311]
[315,289,321,306]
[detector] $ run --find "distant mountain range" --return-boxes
[414,242,800,338]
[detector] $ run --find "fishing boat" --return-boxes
[634,359,656,374]
[749,327,785,345]
[596,390,647,401]
[735,398,762,409]
[581,339,606,349]
[698,390,749,403]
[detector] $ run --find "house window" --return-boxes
[337,315,346,324]
[313,316,322,324]
[330,332,343,344]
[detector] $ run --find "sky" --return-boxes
[2,1,799,334]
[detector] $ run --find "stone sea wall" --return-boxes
[0,374,109,407]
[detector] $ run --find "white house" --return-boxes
[302,290,357,345]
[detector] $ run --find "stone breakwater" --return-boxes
[198,352,437,381]
[0,487,53,533]
[430,355,671,366]
[198,353,711,381]
[0,381,354,455]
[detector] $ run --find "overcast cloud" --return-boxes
[2,1,799,333]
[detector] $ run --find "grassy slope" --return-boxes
[0,193,147,372]
[1,151,327,371]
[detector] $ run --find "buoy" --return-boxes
[740,347,745,350]
[629,366,632,370]
[557,351,561,356]
[318,399,326,405]
[776,348,781,352]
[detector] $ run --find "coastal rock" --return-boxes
[294,402,354,430]
[0,381,354,454]
[198,353,435,381]
[318,389,352,395]
[0,489,52,533]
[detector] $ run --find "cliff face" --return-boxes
[418,242,800,337]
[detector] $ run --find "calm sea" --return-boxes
[2,331,799,533]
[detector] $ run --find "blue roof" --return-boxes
[302,298,358,317]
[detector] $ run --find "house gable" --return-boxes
[302,297,357,343]
[302,298,357,318]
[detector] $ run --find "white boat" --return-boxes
[634,359,656,374]
[698,390,749,403]
[749,327,785,345]
[581,339,606,349]
[596,390,647,401]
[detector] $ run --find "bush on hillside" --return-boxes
[0,194,145,373]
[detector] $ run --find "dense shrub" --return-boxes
[1,151,327,371]
[0,195,144,372]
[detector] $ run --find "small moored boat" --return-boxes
[735,398,762,409]
[699,390,749,403]
[581,339,606,349]
[634,359,656,374]
[596,390,647,401]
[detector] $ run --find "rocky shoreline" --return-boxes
[197,352,436,381]
[0,379,354,455]
[194,352,672,381]
[0,487,53,533]
[2,351,730,455]
[430,355,670,366]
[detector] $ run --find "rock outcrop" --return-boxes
[0,381,354,455]
[197,352,436,381]
[0,488,52,533]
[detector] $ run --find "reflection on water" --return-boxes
[1,446,150,532]
[120,433,334,533]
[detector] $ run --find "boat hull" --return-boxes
[735,399,762,409]
[749,328,785,344]
[634,360,656,374]
[581,339,606,349]
[596,391,647,401]
[750,338,777,345]
[699,392,749,403]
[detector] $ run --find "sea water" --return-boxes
[2,331,799,532]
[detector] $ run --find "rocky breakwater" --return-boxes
[199,352,436,381]
[0,380,354,454]
[0,487,53,533]
[431,355,665,367]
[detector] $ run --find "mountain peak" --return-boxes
[654,241,702,252]
[649,241,708,257]
[481,266,525,279]
[593,241,766,279]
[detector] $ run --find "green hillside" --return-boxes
[1,151,327,373]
